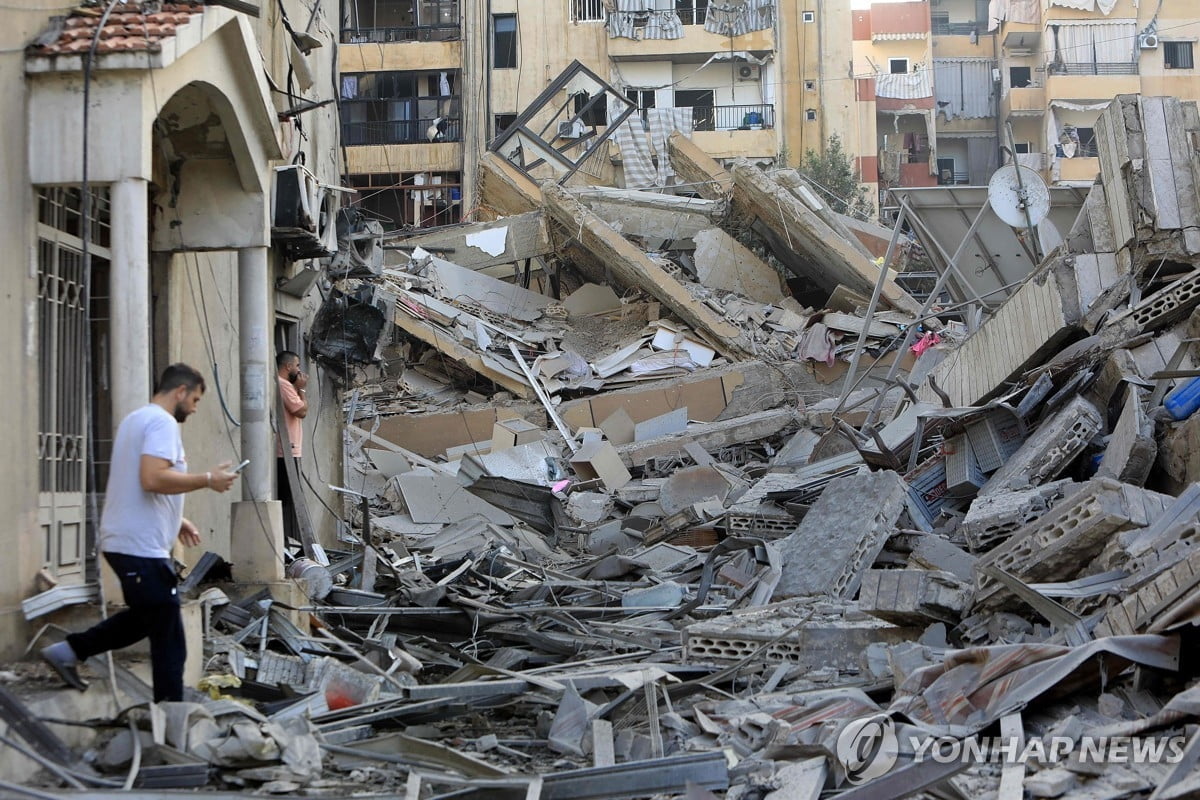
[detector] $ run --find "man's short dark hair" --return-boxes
[156,363,206,395]
[277,350,300,369]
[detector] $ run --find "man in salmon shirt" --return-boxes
[276,350,308,544]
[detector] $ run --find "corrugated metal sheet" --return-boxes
[934,59,994,120]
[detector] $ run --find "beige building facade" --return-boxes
[0,1,345,658]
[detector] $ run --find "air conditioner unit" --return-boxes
[557,120,588,138]
[737,64,761,81]
[1139,33,1159,49]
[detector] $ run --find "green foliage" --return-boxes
[798,134,873,220]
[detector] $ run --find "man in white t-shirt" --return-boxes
[41,364,239,702]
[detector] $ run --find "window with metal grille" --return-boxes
[1165,41,1195,70]
[36,186,111,584]
[570,0,605,22]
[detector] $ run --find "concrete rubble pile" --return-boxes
[10,93,1200,799]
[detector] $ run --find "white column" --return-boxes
[237,246,272,502]
[109,177,151,422]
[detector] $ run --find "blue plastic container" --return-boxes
[1165,376,1200,421]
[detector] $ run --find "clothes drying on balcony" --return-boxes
[704,0,773,37]
[933,59,993,121]
[607,1,684,40]
[610,108,694,188]
[986,0,1038,32]
[875,69,933,100]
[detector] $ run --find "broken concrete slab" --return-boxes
[980,396,1103,496]
[1096,385,1156,485]
[389,211,552,272]
[666,131,733,200]
[729,159,920,315]
[634,407,688,442]
[570,187,725,242]
[396,473,516,526]
[909,535,978,583]
[774,469,909,599]
[541,182,752,360]
[617,408,798,469]
[858,569,970,626]
[692,227,783,304]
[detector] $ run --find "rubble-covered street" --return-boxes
[7,92,1200,800]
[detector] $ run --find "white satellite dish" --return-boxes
[987,164,1051,228]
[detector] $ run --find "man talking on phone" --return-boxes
[41,364,239,702]
[276,350,308,544]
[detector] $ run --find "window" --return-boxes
[573,93,607,127]
[1009,66,1032,87]
[625,89,656,125]
[675,0,708,26]
[493,14,517,69]
[1165,41,1195,70]
[342,0,460,43]
[889,58,909,74]
[1075,127,1098,157]
[802,10,814,23]
[494,114,517,137]
[570,0,604,22]
[1013,142,1031,154]
[675,89,714,131]
[804,80,816,91]
[805,108,817,121]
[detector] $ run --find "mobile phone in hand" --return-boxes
[232,459,251,474]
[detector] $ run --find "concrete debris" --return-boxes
[20,93,1200,800]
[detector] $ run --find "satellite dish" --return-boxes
[987,164,1050,228]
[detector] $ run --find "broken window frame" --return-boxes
[347,171,463,230]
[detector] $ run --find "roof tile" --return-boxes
[28,1,203,58]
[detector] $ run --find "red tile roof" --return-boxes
[28,2,204,56]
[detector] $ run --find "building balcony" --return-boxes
[1045,69,1140,100]
[345,142,462,175]
[341,24,459,44]
[607,18,773,59]
[1002,86,1045,118]
[342,115,462,146]
[1055,156,1100,184]
[339,39,461,71]
[1001,21,1040,51]
[690,103,775,131]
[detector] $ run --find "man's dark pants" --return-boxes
[67,551,185,703]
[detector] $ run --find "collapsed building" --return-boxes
[7,86,1200,799]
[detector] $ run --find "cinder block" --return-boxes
[774,470,909,599]
[1098,527,1200,637]
[1096,385,1155,485]
[858,569,970,626]
[959,480,1075,552]
[980,396,1102,496]
[974,478,1173,608]
[909,535,977,582]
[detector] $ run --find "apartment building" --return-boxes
[338,0,817,228]
[846,0,998,210]
[995,0,1200,187]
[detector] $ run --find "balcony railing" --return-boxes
[1047,61,1138,76]
[687,103,775,132]
[342,25,460,43]
[931,21,980,36]
[342,117,463,146]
